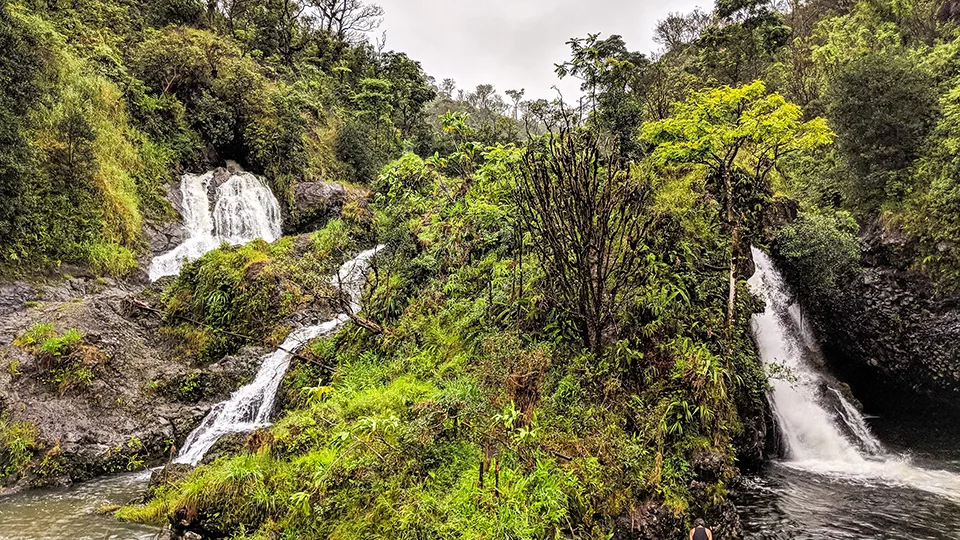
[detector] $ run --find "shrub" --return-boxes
[86,242,138,278]
[0,416,39,480]
[774,211,861,302]
[14,324,106,396]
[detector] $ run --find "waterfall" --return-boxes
[174,246,383,466]
[749,247,960,501]
[149,171,282,281]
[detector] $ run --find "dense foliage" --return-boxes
[0,0,434,275]
[6,0,960,537]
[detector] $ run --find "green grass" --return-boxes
[13,324,105,396]
[0,416,39,480]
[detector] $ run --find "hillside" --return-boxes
[2,0,960,539]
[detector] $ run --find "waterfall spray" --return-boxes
[149,171,282,281]
[749,247,960,501]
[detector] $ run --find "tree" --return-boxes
[518,128,659,356]
[505,88,525,120]
[654,9,712,53]
[379,52,436,137]
[643,81,833,337]
[556,34,650,156]
[826,52,939,216]
[311,0,383,42]
[0,4,45,259]
[696,0,790,84]
[774,211,860,303]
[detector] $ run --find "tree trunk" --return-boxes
[725,170,738,340]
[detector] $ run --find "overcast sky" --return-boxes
[375,0,712,100]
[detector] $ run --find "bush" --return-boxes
[86,242,138,278]
[774,211,861,302]
[13,324,106,396]
[0,416,39,480]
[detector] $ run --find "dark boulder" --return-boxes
[286,181,368,234]
[0,283,35,317]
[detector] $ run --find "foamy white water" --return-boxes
[174,246,383,465]
[749,247,960,502]
[149,172,282,281]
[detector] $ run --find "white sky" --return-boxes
[375,0,712,100]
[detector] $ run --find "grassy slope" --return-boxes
[119,149,767,539]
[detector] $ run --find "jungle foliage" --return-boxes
[7,0,960,537]
[0,0,434,275]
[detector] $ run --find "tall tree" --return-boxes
[556,34,650,156]
[826,52,939,216]
[643,81,833,337]
[697,0,790,84]
[518,128,659,356]
[311,0,383,42]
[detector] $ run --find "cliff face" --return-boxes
[786,223,960,414]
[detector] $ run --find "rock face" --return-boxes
[0,276,261,489]
[782,221,960,414]
[287,181,368,234]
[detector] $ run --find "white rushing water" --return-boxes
[174,246,383,465]
[749,247,960,502]
[149,171,282,281]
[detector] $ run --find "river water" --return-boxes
[0,471,157,540]
[739,248,960,539]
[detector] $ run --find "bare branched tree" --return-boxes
[653,9,712,53]
[518,128,659,356]
[311,0,384,42]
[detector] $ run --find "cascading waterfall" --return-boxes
[174,246,383,466]
[749,246,960,501]
[148,171,282,281]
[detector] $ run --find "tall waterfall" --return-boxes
[749,247,960,501]
[149,171,282,281]
[174,246,383,466]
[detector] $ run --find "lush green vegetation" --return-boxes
[6,0,960,537]
[13,323,107,396]
[0,416,40,482]
[122,132,770,537]
[0,0,434,275]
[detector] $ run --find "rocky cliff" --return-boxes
[780,221,960,415]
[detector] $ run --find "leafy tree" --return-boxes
[774,210,861,302]
[378,52,436,139]
[0,3,45,260]
[697,0,790,84]
[146,0,205,27]
[643,81,833,335]
[505,88,525,120]
[556,34,650,156]
[654,9,712,54]
[826,51,939,216]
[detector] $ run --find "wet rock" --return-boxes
[0,283,35,317]
[0,277,264,489]
[778,218,960,414]
[200,432,248,465]
[287,180,363,234]
[207,167,234,202]
[613,500,681,539]
[145,221,186,258]
[147,463,194,500]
